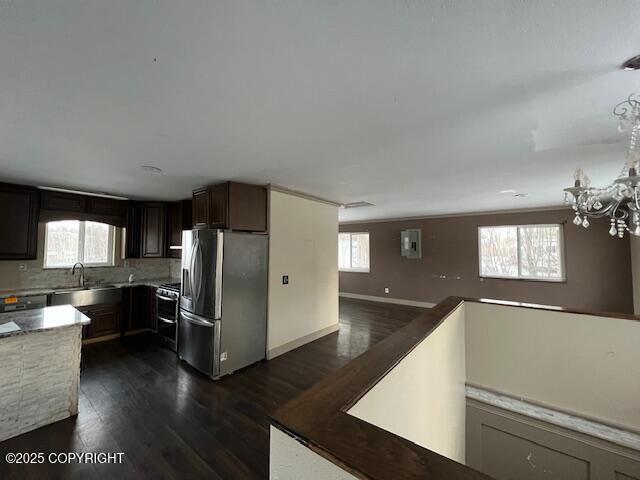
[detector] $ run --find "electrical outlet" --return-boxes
[18,264,27,272]
[282,275,289,285]
[384,287,389,294]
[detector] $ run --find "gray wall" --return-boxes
[339,209,634,314]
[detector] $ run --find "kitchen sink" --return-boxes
[50,285,122,307]
[55,285,116,292]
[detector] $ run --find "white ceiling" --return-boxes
[0,1,639,222]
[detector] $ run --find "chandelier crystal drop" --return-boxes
[564,93,640,238]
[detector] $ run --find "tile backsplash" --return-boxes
[0,224,182,292]
[0,258,180,291]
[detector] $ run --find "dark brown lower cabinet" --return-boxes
[80,303,121,339]
[79,286,158,340]
[122,286,157,332]
[147,286,157,329]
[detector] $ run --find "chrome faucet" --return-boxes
[72,262,85,287]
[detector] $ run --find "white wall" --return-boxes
[631,236,640,314]
[347,304,467,463]
[465,301,640,431]
[269,426,356,480]
[267,190,339,358]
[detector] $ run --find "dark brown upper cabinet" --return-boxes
[192,182,267,232]
[192,187,209,229]
[87,197,127,218]
[141,202,166,258]
[41,190,86,213]
[0,183,40,260]
[167,200,192,258]
[40,190,127,226]
[123,201,142,259]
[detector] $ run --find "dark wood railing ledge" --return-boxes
[270,296,492,480]
[270,296,637,480]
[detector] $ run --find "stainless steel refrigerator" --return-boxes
[178,229,268,379]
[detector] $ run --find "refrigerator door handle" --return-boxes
[180,310,214,328]
[191,239,203,303]
[187,239,197,302]
[214,231,223,320]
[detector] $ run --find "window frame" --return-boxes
[43,220,116,269]
[477,223,565,282]
[339,232,370,273]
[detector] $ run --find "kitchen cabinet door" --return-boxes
[207,183,229,228]
[89,304,122,337]
[124,286,149,331]
[0,183,40,260]
[123,201,142,258]
[80,303,121,339]
[141,202,166,258]
[192,187,209,229]
[191,182,267,232]
[227,182,267,232]
[167,202,183,258]
[147,286,157,330]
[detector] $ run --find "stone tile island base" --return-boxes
[0,325,83,442]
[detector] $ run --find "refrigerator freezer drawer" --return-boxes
[178,310,220,378]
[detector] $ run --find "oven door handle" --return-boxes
[158,316,176,324]
[156,294,177,302]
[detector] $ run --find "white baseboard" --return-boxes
[339,292,435,309]
[267,323,339,360]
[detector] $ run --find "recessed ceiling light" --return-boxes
[499,189,517,194]
[622,54,640,70]
[140,165,162,174]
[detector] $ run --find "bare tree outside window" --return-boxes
[339,232,370,272]
[479,226,518,278]
[44,220,115,268]
[479,224,564,281]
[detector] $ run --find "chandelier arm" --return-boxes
[567,93,640,237]
[614,93,640,115]
[576,199,622,218]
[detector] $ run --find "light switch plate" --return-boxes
[282,275,289,285]
[220,352,228,362]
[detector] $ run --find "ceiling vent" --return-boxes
[342,201,375,209]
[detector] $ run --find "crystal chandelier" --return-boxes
[564,94,640,238]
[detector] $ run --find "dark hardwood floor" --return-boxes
[0,299,422,480]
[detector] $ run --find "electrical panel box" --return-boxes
[400,229,421,259]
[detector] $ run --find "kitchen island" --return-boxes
[0,305,90,442]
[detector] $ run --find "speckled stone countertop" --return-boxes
[0,305,91,339]
[0,278,179,300]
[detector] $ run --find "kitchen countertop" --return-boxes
[0,278,179,300]
[0,304,91,339]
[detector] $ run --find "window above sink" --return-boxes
[44,220,116,269]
